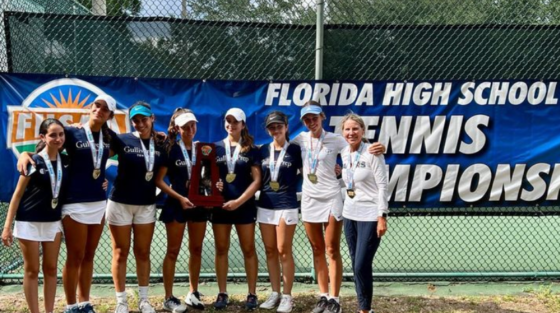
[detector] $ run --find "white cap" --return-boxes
[94,94,117,112]
[175,112,198,127]
[225,108,246,122]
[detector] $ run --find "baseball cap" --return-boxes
[225,108,246,122]
[266,112,287,127]
[94,94,117,112]
[129,105,153,119]
[175,112,198,127]
[300,105,323,120]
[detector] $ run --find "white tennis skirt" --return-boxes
[13,220,62,242]
[62,201,106,225]
[257,207,299,226]
[300,191,343,223]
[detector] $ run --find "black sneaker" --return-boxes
[324,299,342,313]
[214,293,229,310]
[245,294,258,310]
[80,303,96,313]
[186,291,205,310]
[312,296,329,313]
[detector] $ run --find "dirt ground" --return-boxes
[1,283,560,313]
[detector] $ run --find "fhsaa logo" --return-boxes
[7,78,129,156]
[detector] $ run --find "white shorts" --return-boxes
[62,201,106,225]
[257,207,299,226]
[301,192,343,223]
[106,200,156,226]
[13,221,62,242]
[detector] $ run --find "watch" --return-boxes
[381,213,388,219]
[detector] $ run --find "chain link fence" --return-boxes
[2,0,560,283]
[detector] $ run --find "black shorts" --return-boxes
[159,204,210,224]
[210,203,257,225]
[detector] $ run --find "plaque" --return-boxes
[188,143,225,207]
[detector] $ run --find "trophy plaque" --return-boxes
[188,143,224,207]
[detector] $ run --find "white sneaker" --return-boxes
[276,295,294,313]
[114,303,129,313]
[259,292,280,309]
[139,299,156,313]
[186,291,205,310]
[163,296,188,313]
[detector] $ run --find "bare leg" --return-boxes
[259,223,280,292]
[324,216,343,297]
[109,224,132,292]
[42,233,62,313]
[187,221,207,292]
[304,222,328,294]
[212,223,232,293]
[132,223,156,287]
[276,219,296,295]
[235,223,258,295]
[19,239,40,313]
[163,221,186,298]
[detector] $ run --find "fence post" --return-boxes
[315,0,324,80]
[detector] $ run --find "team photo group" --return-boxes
[1,95,389,313]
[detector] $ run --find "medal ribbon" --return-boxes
[137,132,155,174]
[224,139,242,175]
[39,150,62,200]
[84,125,104,171]
[307,130,325,175]
[346,142,364,190]
[269,142,289,182]
[179,139,196,180]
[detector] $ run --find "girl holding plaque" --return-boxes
[340,113,388,313]
[292,101,384,313]
[106,102,167,313]
[155,108,206,312]
[256,111,302,313]
[211,108,261,310]
[16,95,117,313]
[2,118,69,313]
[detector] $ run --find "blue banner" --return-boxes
[1,73,559,207]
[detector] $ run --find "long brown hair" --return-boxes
[240,123,254,153]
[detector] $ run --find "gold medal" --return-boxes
[145,171,154,181]
[347,189,356,199]
[270,181,280,192]
[51,198,58,209]
[226,173,236,183]
[307,173,318,184]
[92,168,101,179]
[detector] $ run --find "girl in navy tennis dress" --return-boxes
[211,108,261,310]
[2,118,69,313]
[155,108,207,312]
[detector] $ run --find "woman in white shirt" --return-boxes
[340,113,388,313]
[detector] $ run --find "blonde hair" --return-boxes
[339,112,369,143]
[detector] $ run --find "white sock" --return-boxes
[66,303,78,310]
[271,291,279,297]
[282,294,292,299]
[329,296,340,303]
[116,291,127,304]
[139,286,149,301]
[319,293,329,298]
[78,301,90,306]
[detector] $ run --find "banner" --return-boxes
[1,73,559,207]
